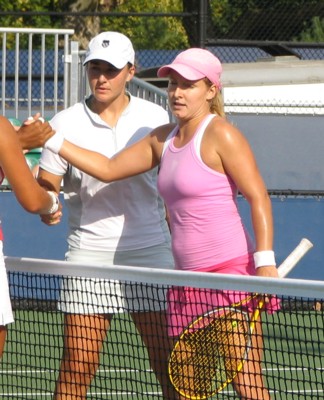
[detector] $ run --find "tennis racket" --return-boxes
[168,238,314,399]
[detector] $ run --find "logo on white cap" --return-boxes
[83,32,135,69]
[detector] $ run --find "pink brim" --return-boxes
[157,63,205,81]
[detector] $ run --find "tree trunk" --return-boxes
[59,0,121,48]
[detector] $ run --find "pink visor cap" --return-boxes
[157,48,222,88]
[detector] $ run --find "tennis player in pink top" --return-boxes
[42,48,278,399]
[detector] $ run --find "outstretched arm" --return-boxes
[0,117,60,216]
[59,138,153,182]
[48,124,173,182]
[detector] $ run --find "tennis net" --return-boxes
[1,255,324,399]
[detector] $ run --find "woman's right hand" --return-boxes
[40,207,63,226]
[17,114,55,150]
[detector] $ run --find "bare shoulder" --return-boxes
[150,122,176,139]
[208,115,242,135]
[148,122,177,161]
[149,122,177,146]
[206,115,247,146]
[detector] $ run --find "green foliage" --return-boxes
[100,0,188,50]
[0,0,61,28]
[208,0,324,41]
[296,16,324,42]
[208,0,263,37]
[0,0,188,50]
[0,0,62,48]
[0,0,323,48]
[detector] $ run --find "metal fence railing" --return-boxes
[0,32,171,122]
[1,28,324,122]
[0,28,74,120]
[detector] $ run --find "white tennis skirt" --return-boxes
[0,241,14,326]
[58,241,174,314]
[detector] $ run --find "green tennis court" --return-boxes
[1,305,324,399]
[1,311,160,399]
[263,310,324,399]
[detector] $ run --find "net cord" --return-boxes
[4,256,324,298]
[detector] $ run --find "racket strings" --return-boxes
[217,312,250,377]
[169,310,250,399]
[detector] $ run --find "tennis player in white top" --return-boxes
[37,32,176,399]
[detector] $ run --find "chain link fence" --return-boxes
[0,1,324,68]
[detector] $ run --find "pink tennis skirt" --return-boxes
[167,254,280,337]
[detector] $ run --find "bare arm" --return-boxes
[0,117,58,214]
[37,169,63,225]
[57,124,172,182]
[208,119,277,278]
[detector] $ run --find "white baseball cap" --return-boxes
[83,31,135,68]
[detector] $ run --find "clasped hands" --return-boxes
[16,113,55,151]
[15,114,62,226]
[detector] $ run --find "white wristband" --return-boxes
[44,131,64,154]
[45,191,60,214]
[253,250,276,268]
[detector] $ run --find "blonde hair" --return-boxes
[204,78,225,118]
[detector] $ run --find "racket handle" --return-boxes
[277,238,313,278]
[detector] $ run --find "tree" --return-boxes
[296,16,324,42]
[58,0,101,48]
[1,0,323,49]
[0,0,61,48]
[52,0,188,50]
[207,0,324,42]
[182,0,215,47]
[0,0,58,30]
[99,0,188,50]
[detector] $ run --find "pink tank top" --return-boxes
[157,114,254,271]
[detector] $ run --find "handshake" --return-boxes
[15,114,64,154]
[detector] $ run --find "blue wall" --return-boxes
[239,196,324,281]
[0,191,323,281]
[229,114,324,192]
[0,192,68,260]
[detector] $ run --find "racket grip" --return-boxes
[277,238,313,278]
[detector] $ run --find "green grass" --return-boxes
[0,310,161,399]
[1,308,323,399]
